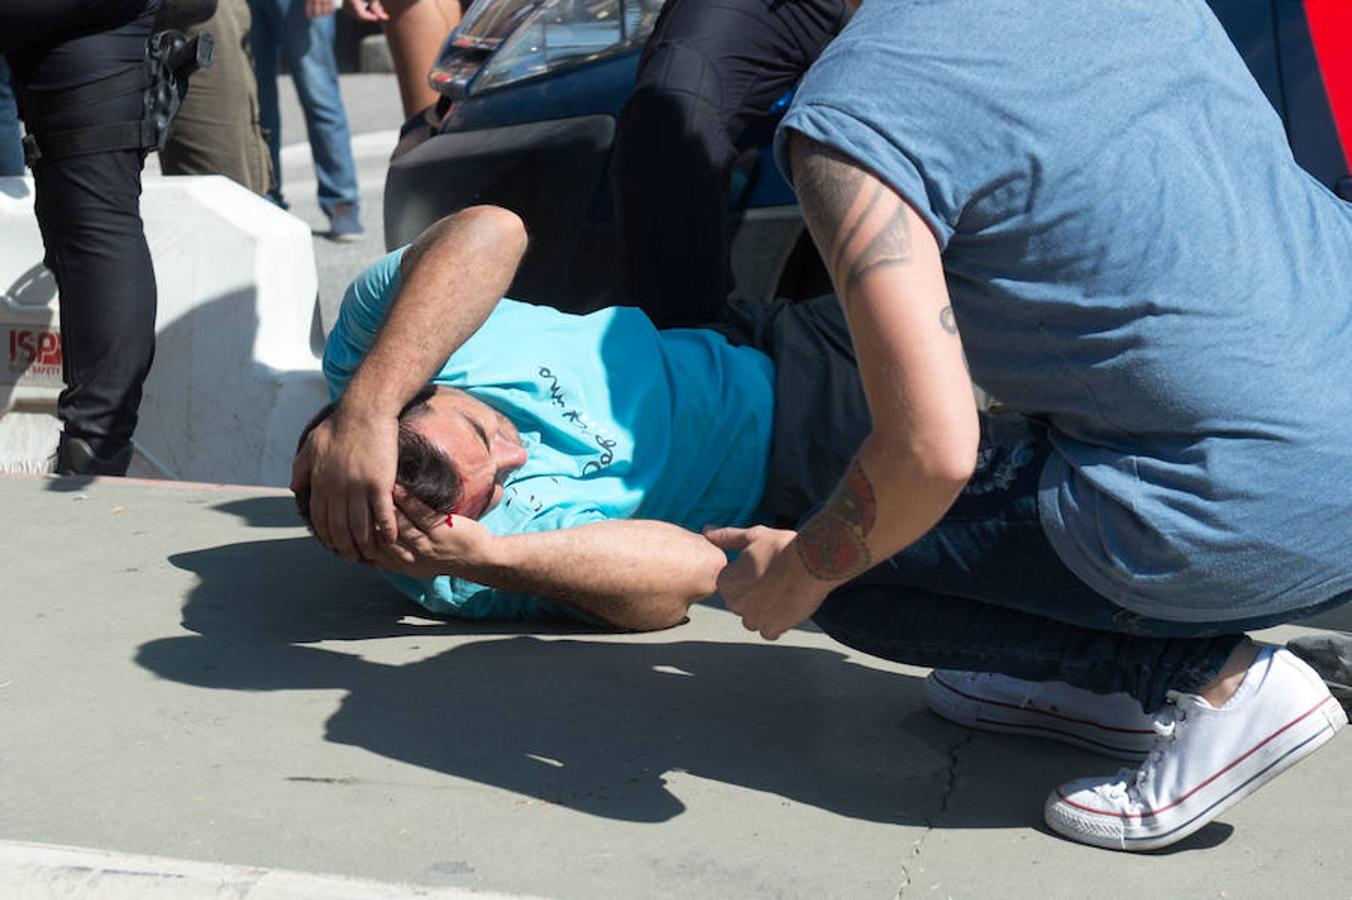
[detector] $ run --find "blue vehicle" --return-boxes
[383,0,1351,314]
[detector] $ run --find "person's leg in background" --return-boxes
[278,0,361,238]
[807,413,1347,850]
[0,56,25,176]
[6,0,161,475]
[379,0,460,119]
[611,0,848,327]
[160,0,273,194]
[248,0,287,204]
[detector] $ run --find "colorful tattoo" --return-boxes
[796,459,878,581]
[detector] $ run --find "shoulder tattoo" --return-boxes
[791,135,913,307]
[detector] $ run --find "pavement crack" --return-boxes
[895,730,974,899]
[933,730,974,820]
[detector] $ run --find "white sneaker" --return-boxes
[924,670,1157,760]
[1044,645,1347,851]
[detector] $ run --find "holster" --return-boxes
[20,29,215,165]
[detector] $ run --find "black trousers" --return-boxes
[3,0,160,453]
[713,292,870,525]
[611,0,849,328]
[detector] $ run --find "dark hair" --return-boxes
[293,384,463,528]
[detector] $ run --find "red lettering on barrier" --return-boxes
[7,328,63,373]
[36,330,61,366]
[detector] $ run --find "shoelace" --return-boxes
[1096,702,1186,804]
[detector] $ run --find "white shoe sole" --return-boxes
[1045,694,1347,851]
[925,671,1155,760]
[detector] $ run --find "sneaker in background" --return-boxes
[924,670,1157,760]
[327,203,364,242]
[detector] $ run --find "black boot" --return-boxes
[55,433,134,477]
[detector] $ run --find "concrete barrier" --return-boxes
[0,175,329,486]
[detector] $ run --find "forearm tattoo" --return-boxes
[791,136,912,307]
[796,458,878,581]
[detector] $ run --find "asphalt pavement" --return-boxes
[1,474,1349,898]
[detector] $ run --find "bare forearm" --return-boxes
[788,132,978,586]
[462,520,727,630]
[341,206,527,416]
[792,431,969,585]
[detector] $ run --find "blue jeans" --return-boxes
[249,0,358,216]
[812,413,1350,712]
[0,56,25,176]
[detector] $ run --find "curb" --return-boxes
[0,840,541,899]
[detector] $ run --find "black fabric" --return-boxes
[714,293,871,525]
[153,0,218,30]
[15,64,150,118]
[25,119,155,161]
[0,1,155,54]
[4,0,161,451]
[611,0,850,328]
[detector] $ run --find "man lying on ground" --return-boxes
[291,204,871,630]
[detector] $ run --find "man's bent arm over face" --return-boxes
[380,495,730,631]
[292,206,529,564]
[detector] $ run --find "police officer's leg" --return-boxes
[612,0,848,328]
[7,0,160,474]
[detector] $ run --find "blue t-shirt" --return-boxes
[323,248,775,619]
[776,0,1352,621]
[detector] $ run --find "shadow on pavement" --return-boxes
[134,535,1213,836]
[46,475,95,492]
[213,495,309,529]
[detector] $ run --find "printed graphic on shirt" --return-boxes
[535,365,620,476]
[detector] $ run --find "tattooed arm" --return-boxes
[706,133,978,640]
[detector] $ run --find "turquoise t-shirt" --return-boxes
[323,248,776,619]
[776,0,1352,621]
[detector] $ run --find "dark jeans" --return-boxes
[249,0,358,215]
[4,0,160,453]
[724,293,1350,712]
[0,57,24,176]
[814,413,1352,712]
[612,0,850,327]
